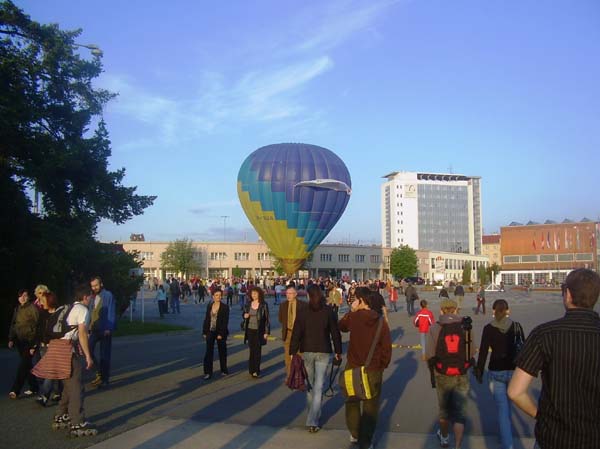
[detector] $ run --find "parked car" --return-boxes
[403,276,425,285]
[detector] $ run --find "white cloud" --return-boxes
[294,0,401,53]
[102,0,400,147]
[103,56,333,146]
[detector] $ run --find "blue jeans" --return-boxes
[89,331,113,383]
[420,333,427,356]
[488,370,514,449]
[406,298,415,316]
[171,295,180,313]
[303,352,332,427]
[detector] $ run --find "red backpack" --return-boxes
[434,322,470,376]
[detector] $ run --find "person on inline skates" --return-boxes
[51,286,98,437]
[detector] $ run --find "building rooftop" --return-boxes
[504,218,597,227]
[482,234,501,244]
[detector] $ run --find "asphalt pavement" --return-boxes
[2,288,581,449]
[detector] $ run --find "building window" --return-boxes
[320,254,332,262]
[140,251,154,261]
[234,252,249,261]
[210,252,227,261]
[355,254,365,263]
[521,255,538,263]
[257,253,271,261]
[338,254,349,263]
[503,255,520,263]
[575,253,593,261]
[370,255,380,263]
[384,256,390,264]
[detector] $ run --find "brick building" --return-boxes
[499,219,599,285]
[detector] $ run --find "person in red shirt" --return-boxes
[414,300,434,361]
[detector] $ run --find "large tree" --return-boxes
[160,239,201,278]
[389,245,418,280]
[0,2,155,330]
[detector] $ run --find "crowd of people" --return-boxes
[7,277,115,436]
[7,268,600,449]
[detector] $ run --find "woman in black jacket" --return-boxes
[243,286,270,378]
[202,288,229,380]
[290,284,342,433]
[475,299,525,449]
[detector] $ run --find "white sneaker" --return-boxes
[349,435,358,443]
[437,429,449,448]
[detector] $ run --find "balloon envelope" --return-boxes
[237,143,352,274]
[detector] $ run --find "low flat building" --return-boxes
[119,240,395,282]
[499,219,599,285]
[416,250,489,284]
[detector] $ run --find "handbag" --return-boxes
[31,339,73,380]
[512,321,525,362]
[339,316,384,401]
[285,354,311,392]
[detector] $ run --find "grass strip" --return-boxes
[114,320,191,337]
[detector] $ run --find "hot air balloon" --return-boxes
[237,143,352,275]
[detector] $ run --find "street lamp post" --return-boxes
[74,43,103,57]
[221,216,229,242]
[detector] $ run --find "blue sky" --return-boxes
[17,0,600,244]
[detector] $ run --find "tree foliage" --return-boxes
[389,245,418,280]
[487,262,501,281]
[0,2,155,333]
[477,265,488,285]
[462,263,472,285]
[160,239,201,278]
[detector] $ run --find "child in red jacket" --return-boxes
[414,300,434,361]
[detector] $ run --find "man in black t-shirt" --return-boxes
[508,268,600,449]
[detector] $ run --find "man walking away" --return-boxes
[405,282,418,316]
[169,277,181,314]
[89,276,115,388]
[454,283,465,313]
[508,268,600,449]
[427,299,475,449]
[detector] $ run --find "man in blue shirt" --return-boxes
[88,276,116,388]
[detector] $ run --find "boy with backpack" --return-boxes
[426,299,475,449]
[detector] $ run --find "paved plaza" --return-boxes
[2,288,593,449]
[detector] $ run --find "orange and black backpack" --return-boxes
[434,322,470,376]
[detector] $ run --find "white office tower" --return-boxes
[381,171,482,254]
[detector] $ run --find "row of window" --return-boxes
[319,254,387,264]
[209,252,272,261]
[140,251,154,261]
[430,258,488,270]
[503,253,594,264]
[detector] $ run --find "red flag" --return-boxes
[547,231,551,249]
[541,233,545,249]
[532,233,537,250]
